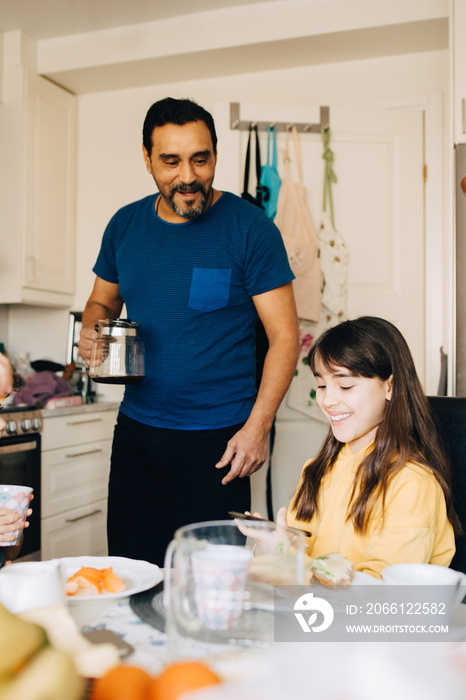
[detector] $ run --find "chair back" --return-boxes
[427,396,466,575]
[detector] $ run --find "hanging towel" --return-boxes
[274,126,321,322]
[241,124,266,210]
[260,126,281,220]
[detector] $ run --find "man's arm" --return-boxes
[78,276,124,364]
[216,282,300,484]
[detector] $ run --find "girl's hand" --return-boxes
[235,507,294,554]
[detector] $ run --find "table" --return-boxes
[71,595,466,700]
[68,588,466,678]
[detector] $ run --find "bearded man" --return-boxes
[78,97,299,566]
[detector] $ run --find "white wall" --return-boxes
[67,48,448,406]
[1,48,449,392]
[75,50,449,306]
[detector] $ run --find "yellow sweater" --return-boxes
[287,443,455,579]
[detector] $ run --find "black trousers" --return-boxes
[107,412,251,566]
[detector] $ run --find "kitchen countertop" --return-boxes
[41,400,120,418]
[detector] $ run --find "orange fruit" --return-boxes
[91,665,152,700]
[149,661,221,700]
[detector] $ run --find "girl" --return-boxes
[285,316,460,578]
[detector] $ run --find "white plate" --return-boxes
[248,570,382,611]
[352,571,383,585]
[59,555,163,604]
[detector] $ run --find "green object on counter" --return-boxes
[0,343,5,355]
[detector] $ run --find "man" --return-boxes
[79,97,300,566]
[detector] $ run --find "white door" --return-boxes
[214,102,424,514]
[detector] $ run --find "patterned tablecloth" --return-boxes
[81,598,167,675]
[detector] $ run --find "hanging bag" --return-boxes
[259,126,281,220]
[241,124,266,209]
[274,126,322,322]
[319,126,349,321]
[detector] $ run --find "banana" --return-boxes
[0,646,85,700]
[0,604,47,678]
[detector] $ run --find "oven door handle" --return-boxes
[0,441,37,455]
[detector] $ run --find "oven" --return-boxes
[0,406,42,560]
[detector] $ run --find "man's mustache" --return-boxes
[171,183,207,196]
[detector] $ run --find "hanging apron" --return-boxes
[274,126,322,323]
[286,126,349,422]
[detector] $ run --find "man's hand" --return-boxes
[78,327,98,365]
[78,277,124,365]
[215,422,268,485]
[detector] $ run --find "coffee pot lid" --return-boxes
[96,318,140,336]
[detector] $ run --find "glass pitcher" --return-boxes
[89,319,145,385]
[163,519,307,660]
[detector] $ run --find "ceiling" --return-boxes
[0,1,449,95]
[0,0,278,40]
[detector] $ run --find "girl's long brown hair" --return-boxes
[292,317,461,534]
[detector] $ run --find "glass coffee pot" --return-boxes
[89,319,145,385]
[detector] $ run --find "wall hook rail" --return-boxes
[230,102,330,134]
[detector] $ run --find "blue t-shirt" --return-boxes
[93,191,294,429]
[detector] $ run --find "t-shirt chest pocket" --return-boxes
[188,267,232,312]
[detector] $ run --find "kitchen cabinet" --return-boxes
[0,66,76,307]
[453,0,466,145]
[41,405,117,559]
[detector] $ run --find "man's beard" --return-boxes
[163,182,211,220]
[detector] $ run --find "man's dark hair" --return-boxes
[142,97,217,157]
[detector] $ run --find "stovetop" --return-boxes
[0,404,38,414]
[0,404,43,436]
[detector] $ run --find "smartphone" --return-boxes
[228,511,311,538]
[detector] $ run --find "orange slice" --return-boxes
[66,565,126,597]
[102,567,126,593]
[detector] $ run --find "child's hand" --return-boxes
[235,507,294,554]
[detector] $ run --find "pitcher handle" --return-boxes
[454,572,466,608]
[162,538,177,608]
[163,538,203,634]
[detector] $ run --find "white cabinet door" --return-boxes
[41,499,108,560]
[41,438,111,518]
[23,71,76,296]
[453,0,466,145]
[41,411,117,451]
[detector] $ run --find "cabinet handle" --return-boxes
[65,509,102,523]
[65,448,103,458]
[65,418,103,426]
